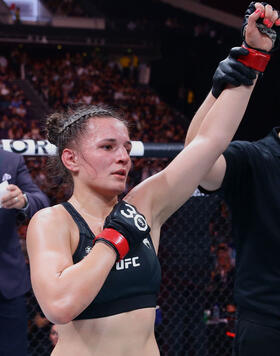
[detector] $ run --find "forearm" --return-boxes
[197,81,256,150]
[35,243,116,324]
[185,47,258,147]
[185,91,216,146]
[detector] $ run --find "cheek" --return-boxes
[88,161,106,177]
[79,159,98,179]
[80,152,108,177]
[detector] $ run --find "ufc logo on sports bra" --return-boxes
[116,257,140,270]
[121,203,148,231]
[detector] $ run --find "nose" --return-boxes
[117,146,130,164]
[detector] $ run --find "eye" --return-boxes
[101,144,113,151]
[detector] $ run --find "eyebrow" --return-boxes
[99,138,132,147]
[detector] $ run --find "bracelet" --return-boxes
[237,44,271,72]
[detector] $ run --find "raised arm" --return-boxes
[186,2,280,191]
[128,75,257,236]
[126,3,279,231]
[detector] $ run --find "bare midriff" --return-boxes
[51,308,160,356]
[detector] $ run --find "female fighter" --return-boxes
[26,3,272,355]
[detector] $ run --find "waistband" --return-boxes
[238,308,280,330]
[75,294,157,320]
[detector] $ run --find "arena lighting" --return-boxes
[0,140,184,158]
[4,0,39,21]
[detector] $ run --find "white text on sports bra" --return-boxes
[115,257,140,270]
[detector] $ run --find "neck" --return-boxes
[69,185,118,219]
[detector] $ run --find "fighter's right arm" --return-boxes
[26,206,116,325]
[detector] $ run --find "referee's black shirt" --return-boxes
[216,128,280,323]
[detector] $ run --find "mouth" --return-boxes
[112,169,127,178]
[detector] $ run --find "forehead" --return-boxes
[84,117,129,141]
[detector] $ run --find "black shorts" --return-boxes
[233,311,280,356]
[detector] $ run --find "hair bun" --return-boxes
[45,113,65,146]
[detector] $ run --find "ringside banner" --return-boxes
[1,140,182,157]
[2,139,57,156]
[1,139,146,157]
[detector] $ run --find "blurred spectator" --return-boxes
[119,54,131,79]
[42,0,86,17]
[138,62,151,85]
[209,201,232,247]
[15,7,21,24]
[49,324,58,347]
[0,55,8,72]
[208,243,235,312]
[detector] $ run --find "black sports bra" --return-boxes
[62,202,161,319]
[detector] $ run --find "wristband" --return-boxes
[94,228,129,261]
[237,44,271,72]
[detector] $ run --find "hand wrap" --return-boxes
[94,201,150,261]
[212,46,257,98]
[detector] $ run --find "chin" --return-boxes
[101,184,126,198]
[112,184,126,195]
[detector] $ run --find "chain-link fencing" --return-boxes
[156,192,235,356]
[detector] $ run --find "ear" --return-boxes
[61,148,79,173]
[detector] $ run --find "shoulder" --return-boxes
[28,204,72,234]
[227,137,270,153]
[223,140,259,164]
[27,204,76,254]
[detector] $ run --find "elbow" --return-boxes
[216,134,231,154]
[207,133,230,154]
[44,299,78,325]
[194,134,228,156]
[212,130,235,153]
[211,138,228,155]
